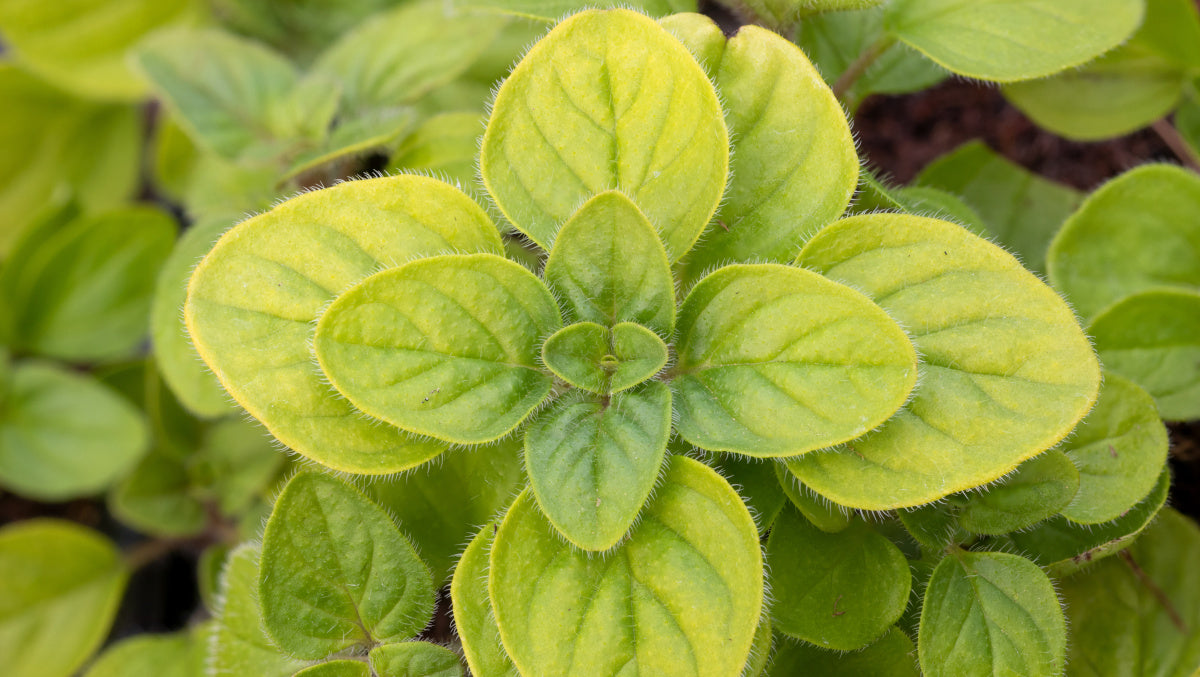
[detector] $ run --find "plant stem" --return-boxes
[1119,549,1188,633]
[1151,118,1200,173]
[832,35,897,103]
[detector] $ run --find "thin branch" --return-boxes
[832,35,898,103]
[1120,550,1188,633]
[124,537,182,571]
[1151,118,1200,173]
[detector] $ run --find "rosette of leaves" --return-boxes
[185,9,1109,675]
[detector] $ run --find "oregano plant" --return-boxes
[3,1,1200,676]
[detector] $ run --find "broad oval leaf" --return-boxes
[1088,289,1200,421]
[84,630,205,677]
[450,524,519,677]
[0,65,140,255]
[1004,0,1200,140]
[3,206,176,362]
[0,362,147,501]
[1005,467,1169,578]
[673,263,917,457]
[259,472,435,660]
[768,627,919,677]
[664,17,860,281]
[185,175,502,472]
[294,661,369,677]
[0,520,129,677]
[210,544,304,677]
[135,28,298,160]
[525,383,672,551]
[918,551,1066,677]
[541,321,668,395]
[787,214,1101,509]
[0,0,197,100]
[883,0,1144,82]
[1060,508,1200,677]
[369,439,525,585]
[956,450,1079,535]
[490,455,763,677]
[152,216,234,418]
[767,507,910,650]
[1060,372,1169,524]
[314,1,508,112]
[387,113,484,191]
[915,141,1082,275]
[480,9,728,260]
[314,253,559,444]
[1047,164,1200,320]
[542,190,675,333]
[369,642,463,677]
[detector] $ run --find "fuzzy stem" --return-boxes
[1119,549,1188,633]
[832,35,898,104]
[1151,118,1200,173]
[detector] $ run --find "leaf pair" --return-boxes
[212,471,461,676]
[453,455,764,677]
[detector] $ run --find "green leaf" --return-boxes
[673,263,917,457]
[135,28,298,160]
[450,524,519,677]
[744,615,774,677]
[889,186,988,237]
[787,214,1101,509]
[0,362,147,500]
[0,520,128,677]
[1005,467,1169,577]
[1059,372,1169,524]
[0,0,198,100]
[711,454,787,534]
[370,642,463,677]
[525,383,672,550]
[84,630,206,677]
[919,551,1066,677]
[259,472,435,660]
[1088,289,1200,421]
[768,507,910,650]
[210,0,405,62]
[1004,0,1200,140]
[451,0,696,22]
[480,9,727,260]
[1048,164,1200,321]
[3,206,176,362]
[915,141,1082,274]
[774,462,852,533]
[199,416,288,515]
[1180,88,1200,156]
[767,627,919,677]
[731,0,884,30]
[542,191,675,333]
[0,65,140,256]
[541,322,669,395]
[663,17,859,280]
[198,544,231,612]
[110,445,207,537]
[281,106,416,181]
[294,662,369,677]
[957,450,1079,535]
[210,544,305,677]
[186,175,502,473]
[314,1,508,112]
[884,0,1144,82]
[369,439,525,585]
[152,216,235,418]
[1060,508,1200,677]
[387,113,484,191]
[794,6,947,110]
[899,502,967,553]
[313,253,559,444]
[490,455,763,676]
